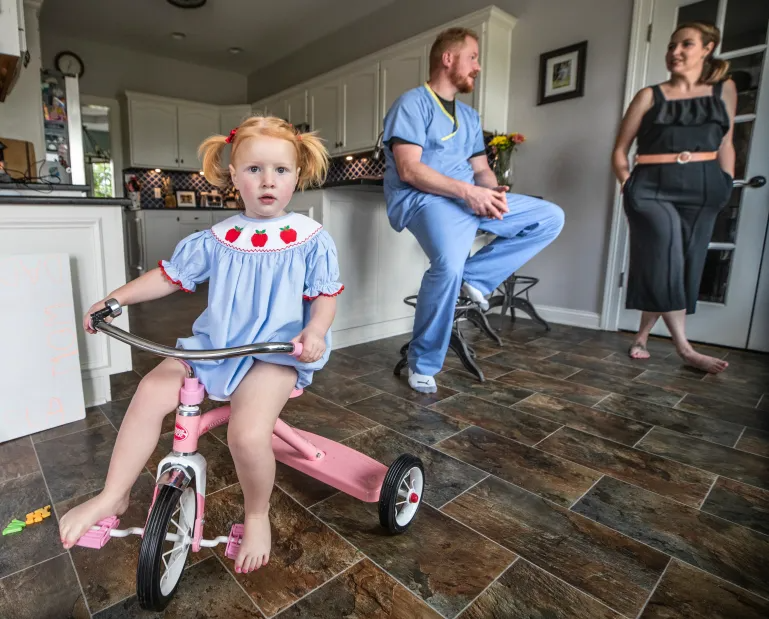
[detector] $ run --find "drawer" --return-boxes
[177,211,212,225]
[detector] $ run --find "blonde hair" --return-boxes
[429,27,479,75]
[673,22,730,84]
[198,115,329,191]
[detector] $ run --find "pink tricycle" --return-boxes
[76,299,425,611]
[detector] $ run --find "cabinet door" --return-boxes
[381,46,426,116]
[220,105,252,134]
[284,89,307,125]
[143,212,182,272]
[129,99,178,169]
[179,222,207,238]
[177,105,220,171]
[341,63,380,152]
[309,80,342,153]
[212,211,237,226]
[253,97,286,119]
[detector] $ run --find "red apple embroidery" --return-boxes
[280,225,297,244]
[251,230,268,247]
[225,226,243,243]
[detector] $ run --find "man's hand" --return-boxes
[464,185,509,220]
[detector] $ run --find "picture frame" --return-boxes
[175,190,196,207]
[537,40,588,106]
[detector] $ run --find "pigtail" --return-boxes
[294,131,330,190]
[198,134,230,188]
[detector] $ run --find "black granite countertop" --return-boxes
[141,207,244,212]
[0,181,92,192]
[319,177,383,189]
[0,196,132,206]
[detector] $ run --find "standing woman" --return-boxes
[612,21,737,373]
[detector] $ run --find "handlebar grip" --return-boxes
[291,343,303,357]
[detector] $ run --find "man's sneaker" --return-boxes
[408,369,437,394]
[462,282,489,311]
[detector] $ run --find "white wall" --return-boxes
[41,33,248,105]
[0,2,46,165]
[247,0,633,320]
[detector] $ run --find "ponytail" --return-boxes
[673,21,731,85]
[198,135,230,188]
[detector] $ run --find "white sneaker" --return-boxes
[462,282,489,311]
[408,369,437,394]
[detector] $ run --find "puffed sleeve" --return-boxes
[158,230,213,293]
[303,230,344,300]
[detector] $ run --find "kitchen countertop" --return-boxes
[0,196,132,206]
[318,177,383,189]
[0,181,92,192]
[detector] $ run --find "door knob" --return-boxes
[734,176,766,188]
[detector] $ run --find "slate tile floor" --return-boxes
[1,287,768,618]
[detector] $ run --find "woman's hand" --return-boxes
[83,299,112,334]
[292,327,326,363]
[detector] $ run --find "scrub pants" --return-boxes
[407,193,564,376]
[623,160,733,315]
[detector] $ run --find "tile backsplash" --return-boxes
[124,137,494,208]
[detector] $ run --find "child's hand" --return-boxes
[292,327,326,363]
[83,300,112,334]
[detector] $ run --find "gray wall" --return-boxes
[41,33,248,105]
[248,0,633,318]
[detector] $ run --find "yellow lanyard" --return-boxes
[424,82,459,141]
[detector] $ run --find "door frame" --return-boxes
[600,0,654,332]
[80,95,124,197]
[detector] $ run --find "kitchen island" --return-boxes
[0,192,132,407]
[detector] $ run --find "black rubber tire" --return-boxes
[378,454,424,534]
[136,484,195,611]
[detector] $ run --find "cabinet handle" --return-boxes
[181,159,184,164]
[177,217,180,222]
[175,158,179,163]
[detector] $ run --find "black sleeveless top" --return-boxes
[636,82,730,155]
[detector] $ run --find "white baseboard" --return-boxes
[84,375,111,408]
[332,317,414,350]
[490,304,602,330]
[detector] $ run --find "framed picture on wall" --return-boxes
[537,40,588,105]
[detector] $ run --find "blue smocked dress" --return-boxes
[159,211,343,399]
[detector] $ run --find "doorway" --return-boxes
[603,0,769,352]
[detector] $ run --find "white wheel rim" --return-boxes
[159,487,195,596]
[394,466,423,526]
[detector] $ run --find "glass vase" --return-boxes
[493,148,515,190]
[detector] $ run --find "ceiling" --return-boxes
[40,0,399,75]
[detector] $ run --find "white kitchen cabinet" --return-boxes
[177,104,220,171]
[309,80,343,154]
[141,210,184,273]
[212,210,238,225]
[380,44,427,116]
[128,98,179,169]
[220,105,252,134]
[341,63,380,153]
[284,89,307,125]
[253,97,285,119]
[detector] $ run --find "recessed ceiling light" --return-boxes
[228,47,243,55]
[345,156,354,161]
[167,0,207,8]
[154,168,161,173]
[171,32,186,40]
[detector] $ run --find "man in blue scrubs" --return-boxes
[383,27,565,393]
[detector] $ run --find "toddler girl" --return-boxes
[59,116,343,574]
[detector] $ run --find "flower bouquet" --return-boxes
[488,133,525,189]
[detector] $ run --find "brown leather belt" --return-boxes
[635,151,718,165]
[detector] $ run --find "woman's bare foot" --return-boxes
[678,348,728,374]
[59,491,130,549]
[628,342,651,359]
[234,512,271,574]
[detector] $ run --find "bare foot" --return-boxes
[59,491,130,549]
[628,342,651,359]
[234,513,271,574]
[678,348,729,374]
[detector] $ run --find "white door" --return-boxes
[284,89,307,125]
[129,99,178,169]
[381,44,426,118]
[177,105,220,171]
[309,80,343,154]
[617,0,769,350]
[341,63,380,152]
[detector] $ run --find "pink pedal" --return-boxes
[225,523,243,560]
[75,516,120,549]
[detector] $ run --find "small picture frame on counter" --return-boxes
[175,190,196,207]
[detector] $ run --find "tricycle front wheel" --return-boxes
[378,454,424,534]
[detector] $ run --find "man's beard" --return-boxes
[450,65,477,94]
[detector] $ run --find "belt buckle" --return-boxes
[676,151,692,164]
